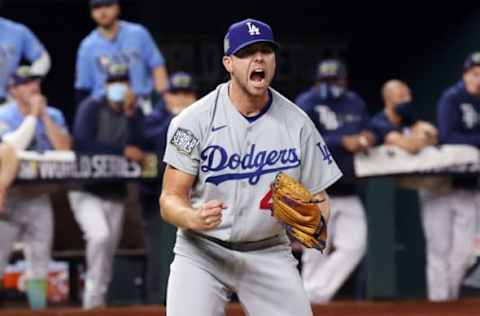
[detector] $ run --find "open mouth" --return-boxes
[250,68,266,84]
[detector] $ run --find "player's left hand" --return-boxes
[28,94,47,118]
[412,121,438,145]
[358,131,376,150]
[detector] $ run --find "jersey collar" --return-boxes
[225,83,274,126]
[95,20,124,42]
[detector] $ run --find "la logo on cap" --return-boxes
[246,22,260,36]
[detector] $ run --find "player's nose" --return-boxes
[252,50,265,62]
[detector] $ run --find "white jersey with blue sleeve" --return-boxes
[163,83,342,242]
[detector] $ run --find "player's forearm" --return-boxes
[0,143,19,189]
[385,132,425,154]
[2,116,37,151]
[42,116,72,150]
[153,65,168,93]
[159,192,196,229]
[30,52,51,76]
[313,191,331,222]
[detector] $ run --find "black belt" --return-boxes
[0,97,6,104]
[186,230,283,252]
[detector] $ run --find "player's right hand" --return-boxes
[341,135,363,153]
[28,94,47,117]
[189,200,225,231]
[123,145,145,162]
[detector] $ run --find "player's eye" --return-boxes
[260,46,274,55]
[234,47,255,59]
[234,44,274,59]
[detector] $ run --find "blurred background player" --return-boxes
[74,0,168,114]
[0,16,51,106]
[421,52,480,301]
[139,71,197,304]
[369,80,437,153]
[0,66,71,310]
[68,63,146,309]
[296,59,373,303]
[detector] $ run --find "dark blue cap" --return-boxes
[316,59,348,81]
[105,63,129,82]
[90,0,118,8]
[224,18,279,56]
[464,52,480,72]
[9,66,42,86]
[168,72,196,92]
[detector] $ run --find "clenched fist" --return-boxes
[188,200,226,231]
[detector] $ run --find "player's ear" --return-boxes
[223,56,233,74]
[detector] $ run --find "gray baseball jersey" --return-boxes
[164,82,342,242]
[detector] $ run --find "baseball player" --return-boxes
[139,72,197,304]
[75,0,168,114]
[369,80,437,152]
[0,16,51,106]
[0,66,71,310]
[422,52,480,301]
[369,80,450,302]
[68,63,146,309]
[160,18,342,316]
[296,59,374,303]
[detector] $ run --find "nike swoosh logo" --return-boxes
[212,125,227,132]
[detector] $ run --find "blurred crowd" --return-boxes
[1,0,480,310]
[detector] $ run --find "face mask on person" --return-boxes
[318,83,345,100]
[106,83,128,103]
[395,101,417,126]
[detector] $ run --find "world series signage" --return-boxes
[15,151,158,181]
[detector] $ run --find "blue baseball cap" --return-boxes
[316,59,348,81]
[464,52,480,72]
[105,63,129,82]
[168,72,196,92]
[9,66,43,87]
[90,0,118,8]
[224,18,279,56]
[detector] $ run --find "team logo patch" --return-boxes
[170,128,199,155]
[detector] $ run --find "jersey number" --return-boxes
[260,190,273,211]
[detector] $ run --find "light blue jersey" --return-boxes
[0,101,67,151]
[0,18,46,99]
[75,20,165,98]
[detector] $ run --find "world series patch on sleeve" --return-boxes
[170,128,199,155]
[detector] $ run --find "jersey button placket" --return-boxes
[233,128,252,240]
